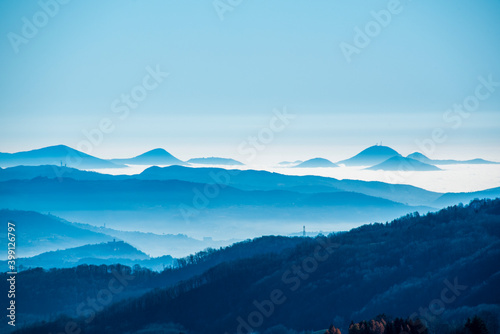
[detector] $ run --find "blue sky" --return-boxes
[1,0,499,163]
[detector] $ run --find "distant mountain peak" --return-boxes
[367,156,441,171]
[16,144,79,155]
[0,145,125,169]
[110,148,186,166]
[43,144,70,150]
[358,145,400,155]
[136,148,175,157]
[337,145,401,166]
[407,152,431,162]
[294,158,338,168]
[407,152,498,165]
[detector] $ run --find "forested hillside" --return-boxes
[0,236,304,333]
[13,199,500,334]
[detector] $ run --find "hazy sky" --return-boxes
[1,0,499,163]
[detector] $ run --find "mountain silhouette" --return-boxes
[4,240,155,270]
[407,152,499,165]
[187,157,244,166]
[16,199,500,334]
[294,158,339,168]
[0,178,433,238]
[337,145,401,166]
[366,156,441,171]
[0,164,442,205]
[0,210,112,258]
[136,165,440,205]
[433,186,500,207]
[0,145,125,169]
[3,235,305,333]
[74,223,238,258]
[0,177,418,212]
[110,148,186,166]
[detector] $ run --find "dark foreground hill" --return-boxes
[14,198,500,334]
[1,236,304,333]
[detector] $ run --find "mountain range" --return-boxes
[407,152,499,165]
[0,177,431,240]
[3,163,500,244]
[73,223,239,258]
[0,240,175,271]
[0,210,237,260]
[0,164,441,205]
[2,164,499,209]
[0,210,112,258]
[1,145,497,172]
[366,156,441,171]
[135,165,441,205]
[0,145,126,169]
[10,199,500,334]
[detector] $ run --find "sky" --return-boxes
[1,0,499,164]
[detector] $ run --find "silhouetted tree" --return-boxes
[326,324,342,334]
[465,316,489,334]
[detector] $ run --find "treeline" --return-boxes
[323,314,491,334]
[0,264,157,316]
[174,235,305,268]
